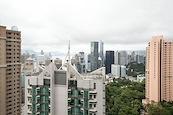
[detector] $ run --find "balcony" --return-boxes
[68,98,71,102]
[49,104,51,108]
[89,108,97,112]
[31,96,37,104]
[27,110,32,114]
[40,104,50,112]
[68,89,71,92]
[27,102,32,106]
[89,99,97,103]
[80,90,84,94]
[80,99,84,102]
[32,88,37,96]
[40,88,50,96]
[89,90,97,94]
[27,95,32,98]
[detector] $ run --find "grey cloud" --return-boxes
[1,0,173,54]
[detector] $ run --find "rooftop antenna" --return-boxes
[68,40,71,64]
[67,40,70,79]
[58,40,71,70]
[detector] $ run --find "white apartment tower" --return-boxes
[24,62,106,115]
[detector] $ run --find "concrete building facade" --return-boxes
[111,65,120,77]
[111,65,126,77]
[120,65,126,77]
[90,41,99,71]
[21,53,30,64]
[114,51,119,65]
[24,57,35,75]
[54,58,62,69]
[45,59,52,66]
[137,55,145,64]
[119,51,128,66]
[24,63,105,115]
[144,35,173,103]
[37,55,45,65]
[99,41,104,67]
[0,26,21,115]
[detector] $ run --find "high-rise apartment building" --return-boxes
[0,26,21,114]
[144,35,173,103]
[24,63,105,115]
[22,57,35,103]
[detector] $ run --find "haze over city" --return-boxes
[1,0,173,56]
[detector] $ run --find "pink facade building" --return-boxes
[144,35,173,103]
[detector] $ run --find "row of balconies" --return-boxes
[68,89,97,99]
[68,98,97,109]
[31,96,50,104]
[31,87,50,96]
[68,107,97,115]
[31,104,50,113]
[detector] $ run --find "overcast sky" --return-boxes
[1,0,173,56]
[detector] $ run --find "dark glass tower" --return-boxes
[105,51,114,74]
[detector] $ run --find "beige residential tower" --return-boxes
[0,26,21,115]
[144,35,173,103]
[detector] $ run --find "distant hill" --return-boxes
[21,49,66,56]
[21,49,37,54]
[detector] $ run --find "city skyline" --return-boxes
[1,0,173,114]
[21,42,146,62]
[1,0,173,54]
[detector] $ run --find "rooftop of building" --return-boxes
[0,25,6,28]
[26,57,34,61]
[28,62,105,80]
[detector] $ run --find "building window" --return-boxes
[94,83,96,89]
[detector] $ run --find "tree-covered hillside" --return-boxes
[126,62,145,77]
[145,101,173,115]
[106,78,173,115]
[106,78,145,115]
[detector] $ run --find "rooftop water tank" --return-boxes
[11,26,18,31]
